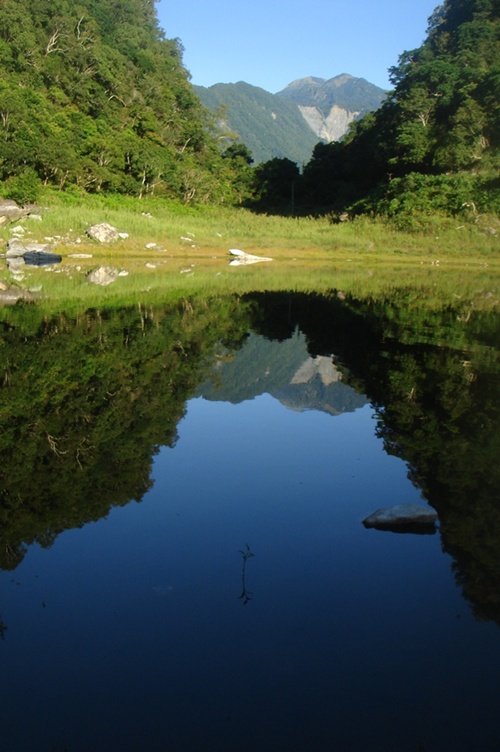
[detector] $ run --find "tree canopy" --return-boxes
[0,0,248,202]
[299,0,500,225]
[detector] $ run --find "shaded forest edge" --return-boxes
[0,288,499,625]
[0,0,499,231]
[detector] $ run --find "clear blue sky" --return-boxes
[156,0,440,93]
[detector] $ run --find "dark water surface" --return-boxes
[0,290,499,751]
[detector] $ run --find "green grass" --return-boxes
[1,190,499,312]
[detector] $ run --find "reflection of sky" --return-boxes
[2,394,500,751]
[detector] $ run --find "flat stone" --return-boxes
[363,503,438,532]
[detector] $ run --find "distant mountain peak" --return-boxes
[284,76,326,89]
[194,73,386,163]
[276,74,387,142]
[326,73,354,87]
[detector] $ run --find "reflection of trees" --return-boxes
[244,291,500,624]
[1,288,499,625]
[0,297,252,570]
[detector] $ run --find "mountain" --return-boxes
[194,81,320,166]
[194,75,386,165]
[276,74,387,142]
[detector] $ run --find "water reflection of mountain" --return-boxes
[1,289,499,627]
[197,331,367,415]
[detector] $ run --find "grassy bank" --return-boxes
[1,191,499,311]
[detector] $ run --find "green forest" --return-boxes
[0,0,499,226]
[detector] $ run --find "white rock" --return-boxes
[228,249,273,264]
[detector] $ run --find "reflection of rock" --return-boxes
[0,286,37,305]
[228,248,273,265]
[363,503,438,532]
[291,356,342,386]
[87,266,120,286]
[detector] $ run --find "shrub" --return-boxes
[4,168,43,204]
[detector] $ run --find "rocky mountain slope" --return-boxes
[276,74,387,142]
[195,75,387,164]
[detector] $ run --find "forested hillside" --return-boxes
[0,0,250,203]
[194,81,320,165]
[1,0,498,226]
[299,0,500,226]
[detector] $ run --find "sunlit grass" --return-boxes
[1,190,499,313]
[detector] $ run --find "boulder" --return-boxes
[5,239,27,257]
[0,286,36,305]
[87,266,120,286]
[0,199,41,223]
[86,223,120,243]
[362,503,438,532]
[24,251,62,266]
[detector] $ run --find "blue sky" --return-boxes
[156,0,440,93]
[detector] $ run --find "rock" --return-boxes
[228,248,273,265]
[7,257,26,272]
[5,239,27,257]
[24,242,53,253]
[0,286,36,305]
[87,266,120,285]
[0,199,41,223]
[0,199,25,223]
[24,251,62,266]
[362,503,438,532]
[86,223,120,243]
[5,240,60,269]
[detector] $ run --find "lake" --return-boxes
[1,286,499,751]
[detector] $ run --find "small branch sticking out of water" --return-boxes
[238,544,254,605]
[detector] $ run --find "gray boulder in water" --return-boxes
[362,503,438,532]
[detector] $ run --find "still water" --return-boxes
[1,290,499,751]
